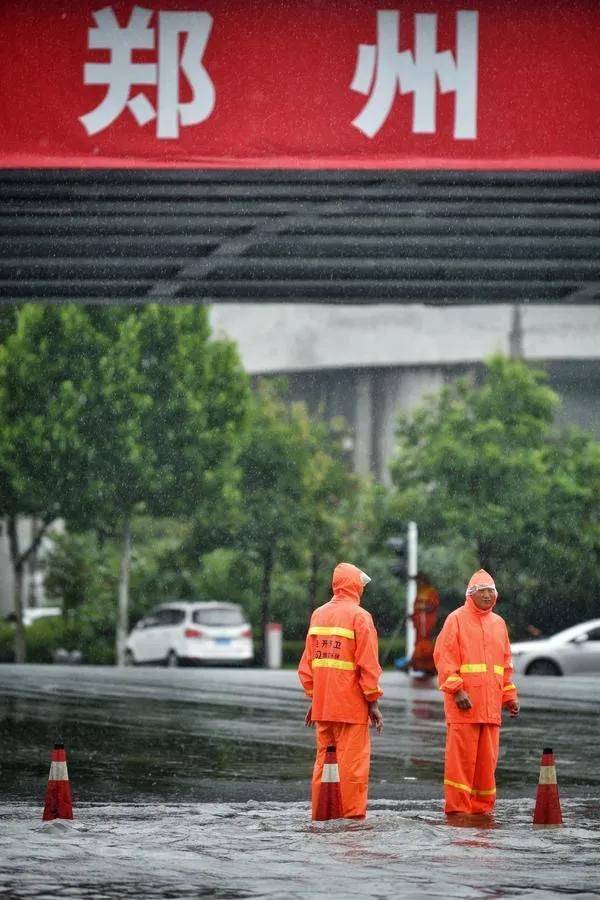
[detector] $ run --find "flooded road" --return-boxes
[1,665,599,898]
[1,798,599,900]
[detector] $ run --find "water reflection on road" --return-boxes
[1,666,599,804]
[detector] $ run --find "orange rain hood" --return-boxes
[465,568,498,614]
[332,563,366,604]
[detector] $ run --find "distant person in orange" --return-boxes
[409,572,440,675]
[433,569,519,816]
[298,562,384,820]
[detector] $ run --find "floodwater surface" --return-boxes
[1,666,599,898]
[1,799,599,899]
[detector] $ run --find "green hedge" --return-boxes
[0,622,15,662]
[0,622,404,668]
[0,616,115,665]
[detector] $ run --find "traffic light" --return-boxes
[387,536,408,580]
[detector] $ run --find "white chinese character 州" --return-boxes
[350,10,478,140]
[79,5,215,139]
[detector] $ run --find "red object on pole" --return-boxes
[42,743,73,822]
[314,745,343,821]
[533,748,563,828]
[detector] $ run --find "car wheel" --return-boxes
[124,649,136,666]
[526,658,562,676]
[166,649,179,668]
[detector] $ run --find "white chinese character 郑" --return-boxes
[350,10,478,140]
[79,5,215,139]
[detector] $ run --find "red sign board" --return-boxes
[1,1,599,169]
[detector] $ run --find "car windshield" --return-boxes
[547,622,600,644]
[192,607,245,626]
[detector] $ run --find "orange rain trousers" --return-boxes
[444,724,500,814]
[311,722,371,819]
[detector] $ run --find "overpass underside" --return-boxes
[1,170,600,305]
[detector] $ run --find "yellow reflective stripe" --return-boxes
[444,778,474,794]
[458,664,505,675]
[445,675,462,682]
[502,683,517,692]
[444,779,496,796]
[311,658,356,671]
[364,688,381,696]
[309,626,355,640]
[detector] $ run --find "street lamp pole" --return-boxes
[406,521,418,663]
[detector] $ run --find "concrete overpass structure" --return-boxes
[3,168,597,483]
[211,303,600,482]
[2,170,600,305]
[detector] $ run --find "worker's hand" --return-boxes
[304,704,314,727]
[368,701,383,735]
[506,699,520,718]
[454,689,472,710]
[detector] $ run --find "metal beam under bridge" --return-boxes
[1,169,599,305]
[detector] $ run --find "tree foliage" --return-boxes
[0,304,250,662]
[389,356,600,634]
[0,306,110,659]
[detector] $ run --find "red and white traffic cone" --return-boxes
[42,742,73,823]
[533,747,563,827]
[314,745,343,821]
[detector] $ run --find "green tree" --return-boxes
[295,414,354,615]
[0,305,108,661]
[92,305,250,664]
[535,428,600,629]
[336,480,404,640]
[237,382,312,659]
[389,356,600,634]
[0,304,250,664]
[44,531,104,619]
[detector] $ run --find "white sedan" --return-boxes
[511,619,600,676]
[125,601,254,667]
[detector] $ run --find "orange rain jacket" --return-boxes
[433,571,518,725]
[298,563,383,724]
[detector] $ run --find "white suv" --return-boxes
[125,601,254,667]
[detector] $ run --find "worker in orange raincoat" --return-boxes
[433,569,519,816]
[298,562,384,820]
[409,572,440,675]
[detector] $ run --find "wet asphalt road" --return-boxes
[0,665,598,804]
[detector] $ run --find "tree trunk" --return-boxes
[116,518,131,667]
[476,539,494,575]
[7,516,25,664]
[260,548,274,666]
[308,549,320,613]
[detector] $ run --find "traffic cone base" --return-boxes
[42,743,74,822]
[314,745,343,821]
[533,747,563,828]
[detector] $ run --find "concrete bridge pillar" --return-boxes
[353,370,375,476]
[374,367,446,483]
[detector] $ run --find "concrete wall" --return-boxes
[210,303,600,480]
[210,304,600,373]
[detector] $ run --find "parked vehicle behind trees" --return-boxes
[511,620,600,675]
[125,601,253,667]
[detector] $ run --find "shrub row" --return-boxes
[0,622,404,669]
[0,617,115,665]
